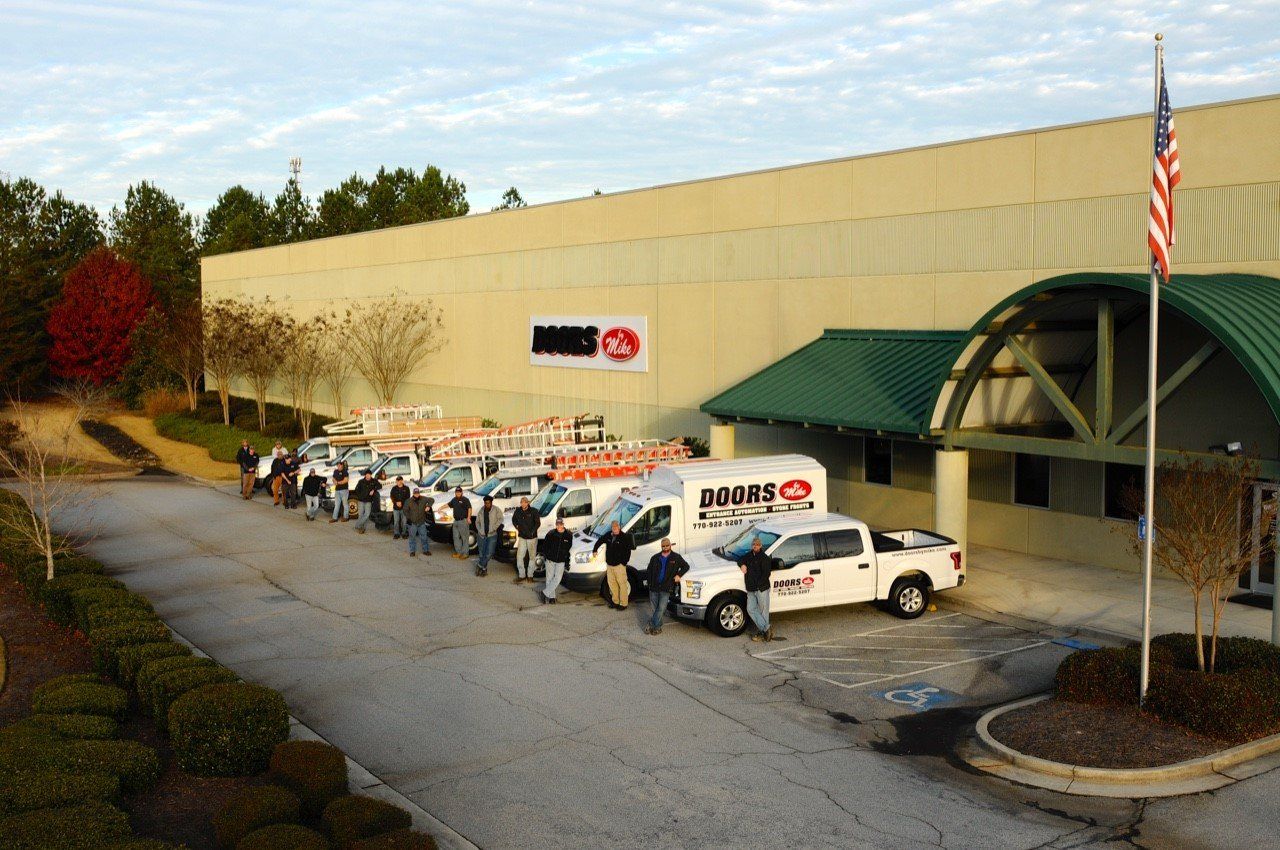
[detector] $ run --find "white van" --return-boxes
[432,467,552,527]
[254,436,334,485]
[496,475,645,562]
[562,455,827,595]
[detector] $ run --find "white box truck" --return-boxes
[561,455,826,595]
[671,513,964,635]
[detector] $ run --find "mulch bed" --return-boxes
[988,697,1224,769]
[81,418,162,467]
[0,565,254,848]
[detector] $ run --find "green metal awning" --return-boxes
[701,329,965,435]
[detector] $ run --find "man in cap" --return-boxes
[643,538,689,635]
[329,461,350,523]
[236,440,259,500]
[352,469,381,535]
[388,475,411,540]
[301,466,323,520]
[404,487,434,557]
[739,537,778,642]
[475,494,503,577]
[448,486,472,559]
[593,520,635,610]
[511,495,541,583]
[540,517,573,604]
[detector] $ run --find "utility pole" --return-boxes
[289,156,302,188]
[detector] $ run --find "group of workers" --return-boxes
[233,439,778,639]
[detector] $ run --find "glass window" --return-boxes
[419,464,447,487]
[474,475,503,496]
[531,483,566,516]
[589,497,643,537]
[821,528,864,558]
[439,467,474,489]
[771,534,818,567]
[1104,463,1141,520]
[631,505,672,546]
[347,448,374,467]
[865,438,893,486]
[559,488,593,518]
[383,456,412,476]
[1013,454,1051,509]
[507,477,535,497]
[719,525,782,561]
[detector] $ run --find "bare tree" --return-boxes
[136,302,204,410]
[0,397,95,582]
[203,298,247,426]
[344,295,446,405]
[241,302,284,431]
[316,312,356,418]
[280,315,325,440]
[1121,455,1273,672]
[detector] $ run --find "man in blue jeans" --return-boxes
[643,538,689,636]
[328,462,350,523]
[739,537,777,642]
[474,495,503,577]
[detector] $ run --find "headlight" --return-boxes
[436,509,452,522]
[573,550,593,565]
[683,581,703,600]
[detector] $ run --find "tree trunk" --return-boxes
[256,396,266,432]
[44,525,55,581]
[1208,581,1228,673]
[219,387,230,426]
[1192,589,1205,672]
[184,377,197,411]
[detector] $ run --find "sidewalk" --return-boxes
[952,544,1276,643]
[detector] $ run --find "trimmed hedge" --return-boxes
[85,603,161,634]
[70,587,150,631]
[170,683,289,776]
[1151,633,1280,677]
[213,785,302,849]
[270,740,349,817]
[31,682,128,720]
[105,841,185,850]
[1054,646,1143,706]
[40,574,125,627]
[0,737,161,793]
[151,665,240,732]
[0,770,120,816]
[235,823,329,850]
[323,795,412,848]
[350,829,438,850]
[137,656,218,711]
[21,713,119,740]
[18,554,104,597]
[31,673,101,702]
[89,621,173,679]
[0,800,132,849]
[117,641,191,687]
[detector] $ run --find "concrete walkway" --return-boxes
[955,544,1275,643]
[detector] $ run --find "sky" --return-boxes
[2,1,1278,217]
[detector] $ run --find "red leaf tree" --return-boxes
[47,247,154,384]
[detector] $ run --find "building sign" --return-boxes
[529,316,648,373]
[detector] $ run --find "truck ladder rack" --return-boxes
[428,414,605,459]
[323,403,446,436]
[547,443,692,480]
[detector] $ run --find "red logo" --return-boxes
[779,479,812,501]
[600,326,640,362]
[802,576,815,586]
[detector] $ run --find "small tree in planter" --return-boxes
[343,294,445,406]
[202,298,248,426]
[316,312,355,419]
[1122,455,1274,672]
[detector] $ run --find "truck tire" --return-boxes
[348,500,360,520]
[706,593,748,637]
[887,578,930,619]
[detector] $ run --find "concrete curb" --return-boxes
[169,629,478,850]
[966,693,1280,797]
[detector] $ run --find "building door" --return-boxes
[1250,483,1278,594]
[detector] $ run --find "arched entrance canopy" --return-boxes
[933,273,1280,475]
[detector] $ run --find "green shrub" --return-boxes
[235,823,329,850]
[137,656,217,710]
[0,770,120,816]
[323,796,412,848]
[350,830,438,850]
[70,587,150,630]
[117,641,190,687]
[31,682,128,719]
[89,621,173,679]
[1151,632,1280,676]
[104,841,184,850]
[270,740,349,817]
[31,673,102,702]
[154,413,279,463]
[0,800,132,849]
[0,736,161,793]
[1054,647,1143,706]
[21,713,119,740]
[214,785,302,849]
[170,683,289,776]
[1147,667,1280,744]
[40,574,124,627]
[151,665,240,731]
[85,603,161,634]
[19,555,106,596]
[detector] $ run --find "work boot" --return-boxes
[750,632,765,642]
[539,593,547,604]
[547,596,556,604]
[643,626,653,635]
[512,577,523,584]
[357,528,365,535]
[764,627,775,642]
[329,518,338,524]
[410,552,417,558]
[340,518,349,523]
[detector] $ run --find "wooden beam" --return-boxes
[981,319,1096,335]
[1095,299,1114,443]
[1003,335,1095,443]
[948,364,1089,381]
[1108,341,1222,445]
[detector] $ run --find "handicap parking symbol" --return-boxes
[874,681,958,712]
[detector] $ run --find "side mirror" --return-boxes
[771,557,787,571]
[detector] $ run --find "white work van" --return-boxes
[435,467,551,523]
[672,513,964,635]
[562,455,826,595]
[254,436,334,485]
[496,474,644,562]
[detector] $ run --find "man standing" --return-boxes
[353,470,381,534]
[404,487,433,557]
[448,487,472,559]
[540,517,573,604]
[329,461,351,523]
[236,440,259,500]
[281,451,300,509]
[739,537,777,642]
[301,468,323,520]
[270,449,287,506]
[388,476,411,540]
[643,538,689,635]
[476,494,503,577]
[511,496,541,583]
[593,520,635,611]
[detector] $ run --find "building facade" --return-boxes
[202,93,1280,589]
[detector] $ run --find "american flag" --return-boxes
[1147,64,1181,282]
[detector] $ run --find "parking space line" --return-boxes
[753,612,964,658]
[832,641,1051,690]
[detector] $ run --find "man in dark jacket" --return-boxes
[269,451,287,506]
[739,537,777,641]
[329,462,350,523]
[403,487,434,557]
[643,538,689,635]
[593,520,635,610]
[540,517,573,604]
[388,476,412,540]
[511,496,541,583]
[301,468,324,520]
[237,441,259,500]
[281,452,300,509]
[352,471,381,534]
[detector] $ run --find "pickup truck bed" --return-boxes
[871,528,956,553]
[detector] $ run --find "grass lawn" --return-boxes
[153,414,282,464]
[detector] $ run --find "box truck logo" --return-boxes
[600,326,640,362]
[779,479,812,501]
[697,479,816,521]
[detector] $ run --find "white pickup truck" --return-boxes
[671,513,964,636]
[255,436,334,486]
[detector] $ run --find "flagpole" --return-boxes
[1139,33,1164,708]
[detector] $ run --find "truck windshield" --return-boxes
[588,496,642,538]
[474,474,504,496]
[367,456,390,475]
[530,483,566,517]
[419,463,446,487]
[718,526,782,561]
[294,439,318,457]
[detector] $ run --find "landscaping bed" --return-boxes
[81,420,163,469]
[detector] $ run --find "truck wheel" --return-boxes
[706,594,748,637]
[887,578,930,619]
[348,501,359,520]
